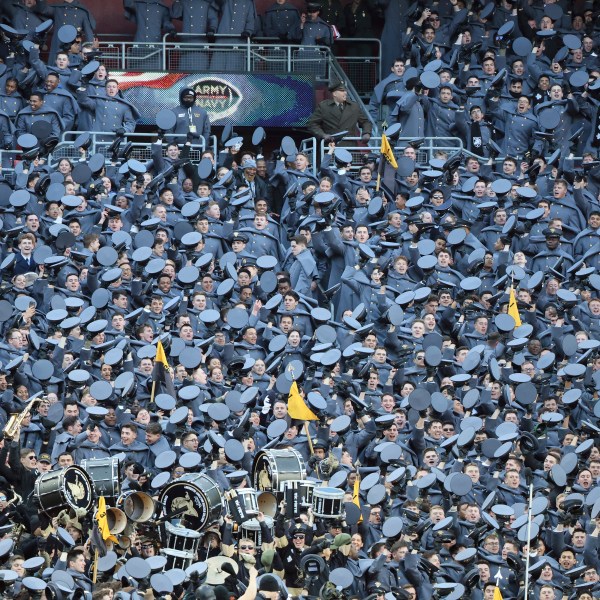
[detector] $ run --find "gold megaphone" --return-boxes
[121,491,155,523]
[257,491,277,517]
[105,507,127,534]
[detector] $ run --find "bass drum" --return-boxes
[80,457,121,500]
[34,466,94,516]
[158,473,224,531]
[252,449,306,492]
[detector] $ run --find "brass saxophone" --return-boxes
[4,396,42,438]
[3,494,25,543]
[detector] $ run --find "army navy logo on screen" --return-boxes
[192,78,242,119]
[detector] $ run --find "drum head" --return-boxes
[159,481,210,530]
[253,452,275,491]
[252,450,305,492]
[257,491,278,517]
[63,467,94,511]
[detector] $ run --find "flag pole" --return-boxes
[523,483,534,600]
[92,548,99,583]
[305,422,315,455]
[376,123,387,193]
[288,366,315,455]
[150,379,157,404]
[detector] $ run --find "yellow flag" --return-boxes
[155,340,170,368]
[97,496,118,543]
[493,586,503,600]
[380,134,398,169]
[287,381,318,421]
[508,287,522,327]
[352,475,363,523]
[152,340,175,398]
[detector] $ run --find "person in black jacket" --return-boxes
[169,87,211,145]
[0,428,39,503]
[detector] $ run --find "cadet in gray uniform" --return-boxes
[124,0,175,70]
[0,78,25,121]
[15,91,63,139]
[76,78,138,140]
[261,0,301,41]
[34,0,96,61]
[40,73,78,131]
[2,0,45,31]
[291,3,332,76]
[209,0,257,72]
[171,0,218,70]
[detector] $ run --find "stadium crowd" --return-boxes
[0,0,598,600]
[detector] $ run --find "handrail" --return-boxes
[299,137,318,175]
[53,131,217,167]
[331,37,382,84]
[316,136,465,169]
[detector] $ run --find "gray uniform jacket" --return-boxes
[15,105,63,138]
[124,0,175,42]
[34,0,95,60]
[39,88,79,131]
[261,2,301,40]
[171,0,219,38]
[76,89,139,134]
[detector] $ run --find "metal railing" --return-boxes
[96,35,382,107]
[0,134,461,182]
[305,136,465,171]
[300,137,318,175]
[50,132,217,167]
[96,36,333,78]
[96,34,382,83]
[0,150,26,183]
[331,38,382,100]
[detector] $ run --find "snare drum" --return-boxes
[281,480,302,518]
[161,548,195,571]
[80,457,121,499]
[298,480,315,507]
[253,449,306,492]
[34,466,94,516]
[227,488,258,524]
[163,522,202,554]
[282,480,316,508]
[311,487,345,519]
[240,516,274,546]
[158,473,224,531]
